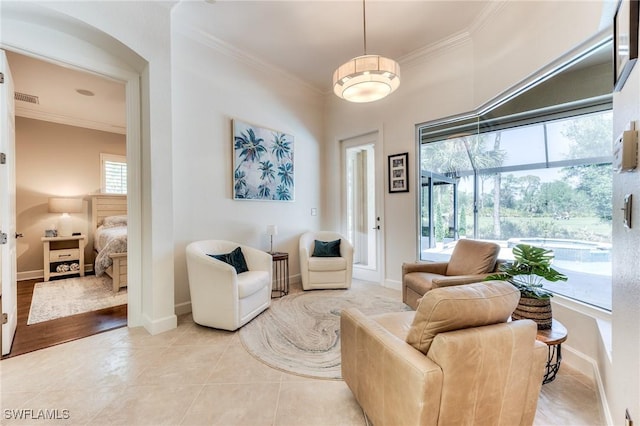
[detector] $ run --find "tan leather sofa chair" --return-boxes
[341,281,547,426]
[403,238,501,309]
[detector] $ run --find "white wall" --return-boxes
[44,1,177,333]
[170,7,324,312]
[2,0,177,333]
[472,2,605,106]
[611,63,640,423]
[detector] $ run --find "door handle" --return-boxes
[372,226,380,230]
[15,233,24,238]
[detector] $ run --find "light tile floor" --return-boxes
[1,301,605,425]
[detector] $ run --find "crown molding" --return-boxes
[174,1,509,97]
[16,105,126,135]
[399,1,506,68]
[174,23,324,96]
[467,1,509,35]
[398,31,473,67]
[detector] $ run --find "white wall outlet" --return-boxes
[311,208,317,216]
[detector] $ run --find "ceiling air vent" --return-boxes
[14,92,39,104]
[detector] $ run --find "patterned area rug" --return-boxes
[27,276,127,325]
[239,286,410,379]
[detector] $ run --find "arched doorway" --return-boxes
[1,3,145,328]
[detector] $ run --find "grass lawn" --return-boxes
[473,215,611,242]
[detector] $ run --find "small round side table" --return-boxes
[535,319,568,384]
[269,252,289,298]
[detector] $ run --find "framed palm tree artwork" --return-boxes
[232,119,294,201]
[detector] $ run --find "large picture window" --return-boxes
[419,109,613,310]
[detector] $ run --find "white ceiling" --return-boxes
[173,1,492,92]
[5,1,608,134]
[7,50,127,134]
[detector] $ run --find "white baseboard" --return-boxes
[563,344,595,380]
[17,270,43,281]
[384,278,401,291]
[142,313,178,335]
[563,345,613,425]
[174,301,192,316]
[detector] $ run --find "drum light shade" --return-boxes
[333,55,400,103]
[332,0,400,103]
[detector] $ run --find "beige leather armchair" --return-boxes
[341,281,547,426]
[403,238,501,309]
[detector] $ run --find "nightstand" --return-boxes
[42,235,86,281]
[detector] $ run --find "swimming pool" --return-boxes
[507,238,611,262]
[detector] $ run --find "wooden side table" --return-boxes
[42,235,86,281]
[535,319,568,384]
[270,252,289,298]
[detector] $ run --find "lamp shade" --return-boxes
[266,225,278,236]
[333,55,400,103]
[48,197,83,214]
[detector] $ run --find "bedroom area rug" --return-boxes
[27,276,127,325]
[239,285,410,380]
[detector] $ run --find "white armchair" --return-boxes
[186,240,272,331]
[299,231,353,290]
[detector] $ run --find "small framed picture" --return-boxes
[614,0,639,91]
[388,152,409,193]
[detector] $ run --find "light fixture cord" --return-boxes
[362,0,367,55]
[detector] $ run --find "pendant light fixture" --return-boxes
[332,0,400,103]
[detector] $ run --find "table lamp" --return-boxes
[48,197,83,237]
[267,224,278,253]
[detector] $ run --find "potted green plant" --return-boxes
[485,243,567,329]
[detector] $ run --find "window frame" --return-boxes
[100,153,127,194]
[417,108,613,311]
[414,37,615,311]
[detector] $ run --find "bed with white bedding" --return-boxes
[91,195,127,292]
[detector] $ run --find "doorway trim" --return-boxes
[1,8,144,327]
[340,129,385,284]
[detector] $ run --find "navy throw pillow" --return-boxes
[208,246,249,274]
[312,239,341,257]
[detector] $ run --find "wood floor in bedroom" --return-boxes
[1,277,127,359]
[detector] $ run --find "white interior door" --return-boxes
[1,49,18,356]
[341,131,384,283]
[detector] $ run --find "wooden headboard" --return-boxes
[90,194,127,230]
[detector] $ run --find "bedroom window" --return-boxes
[101,153,127,194]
